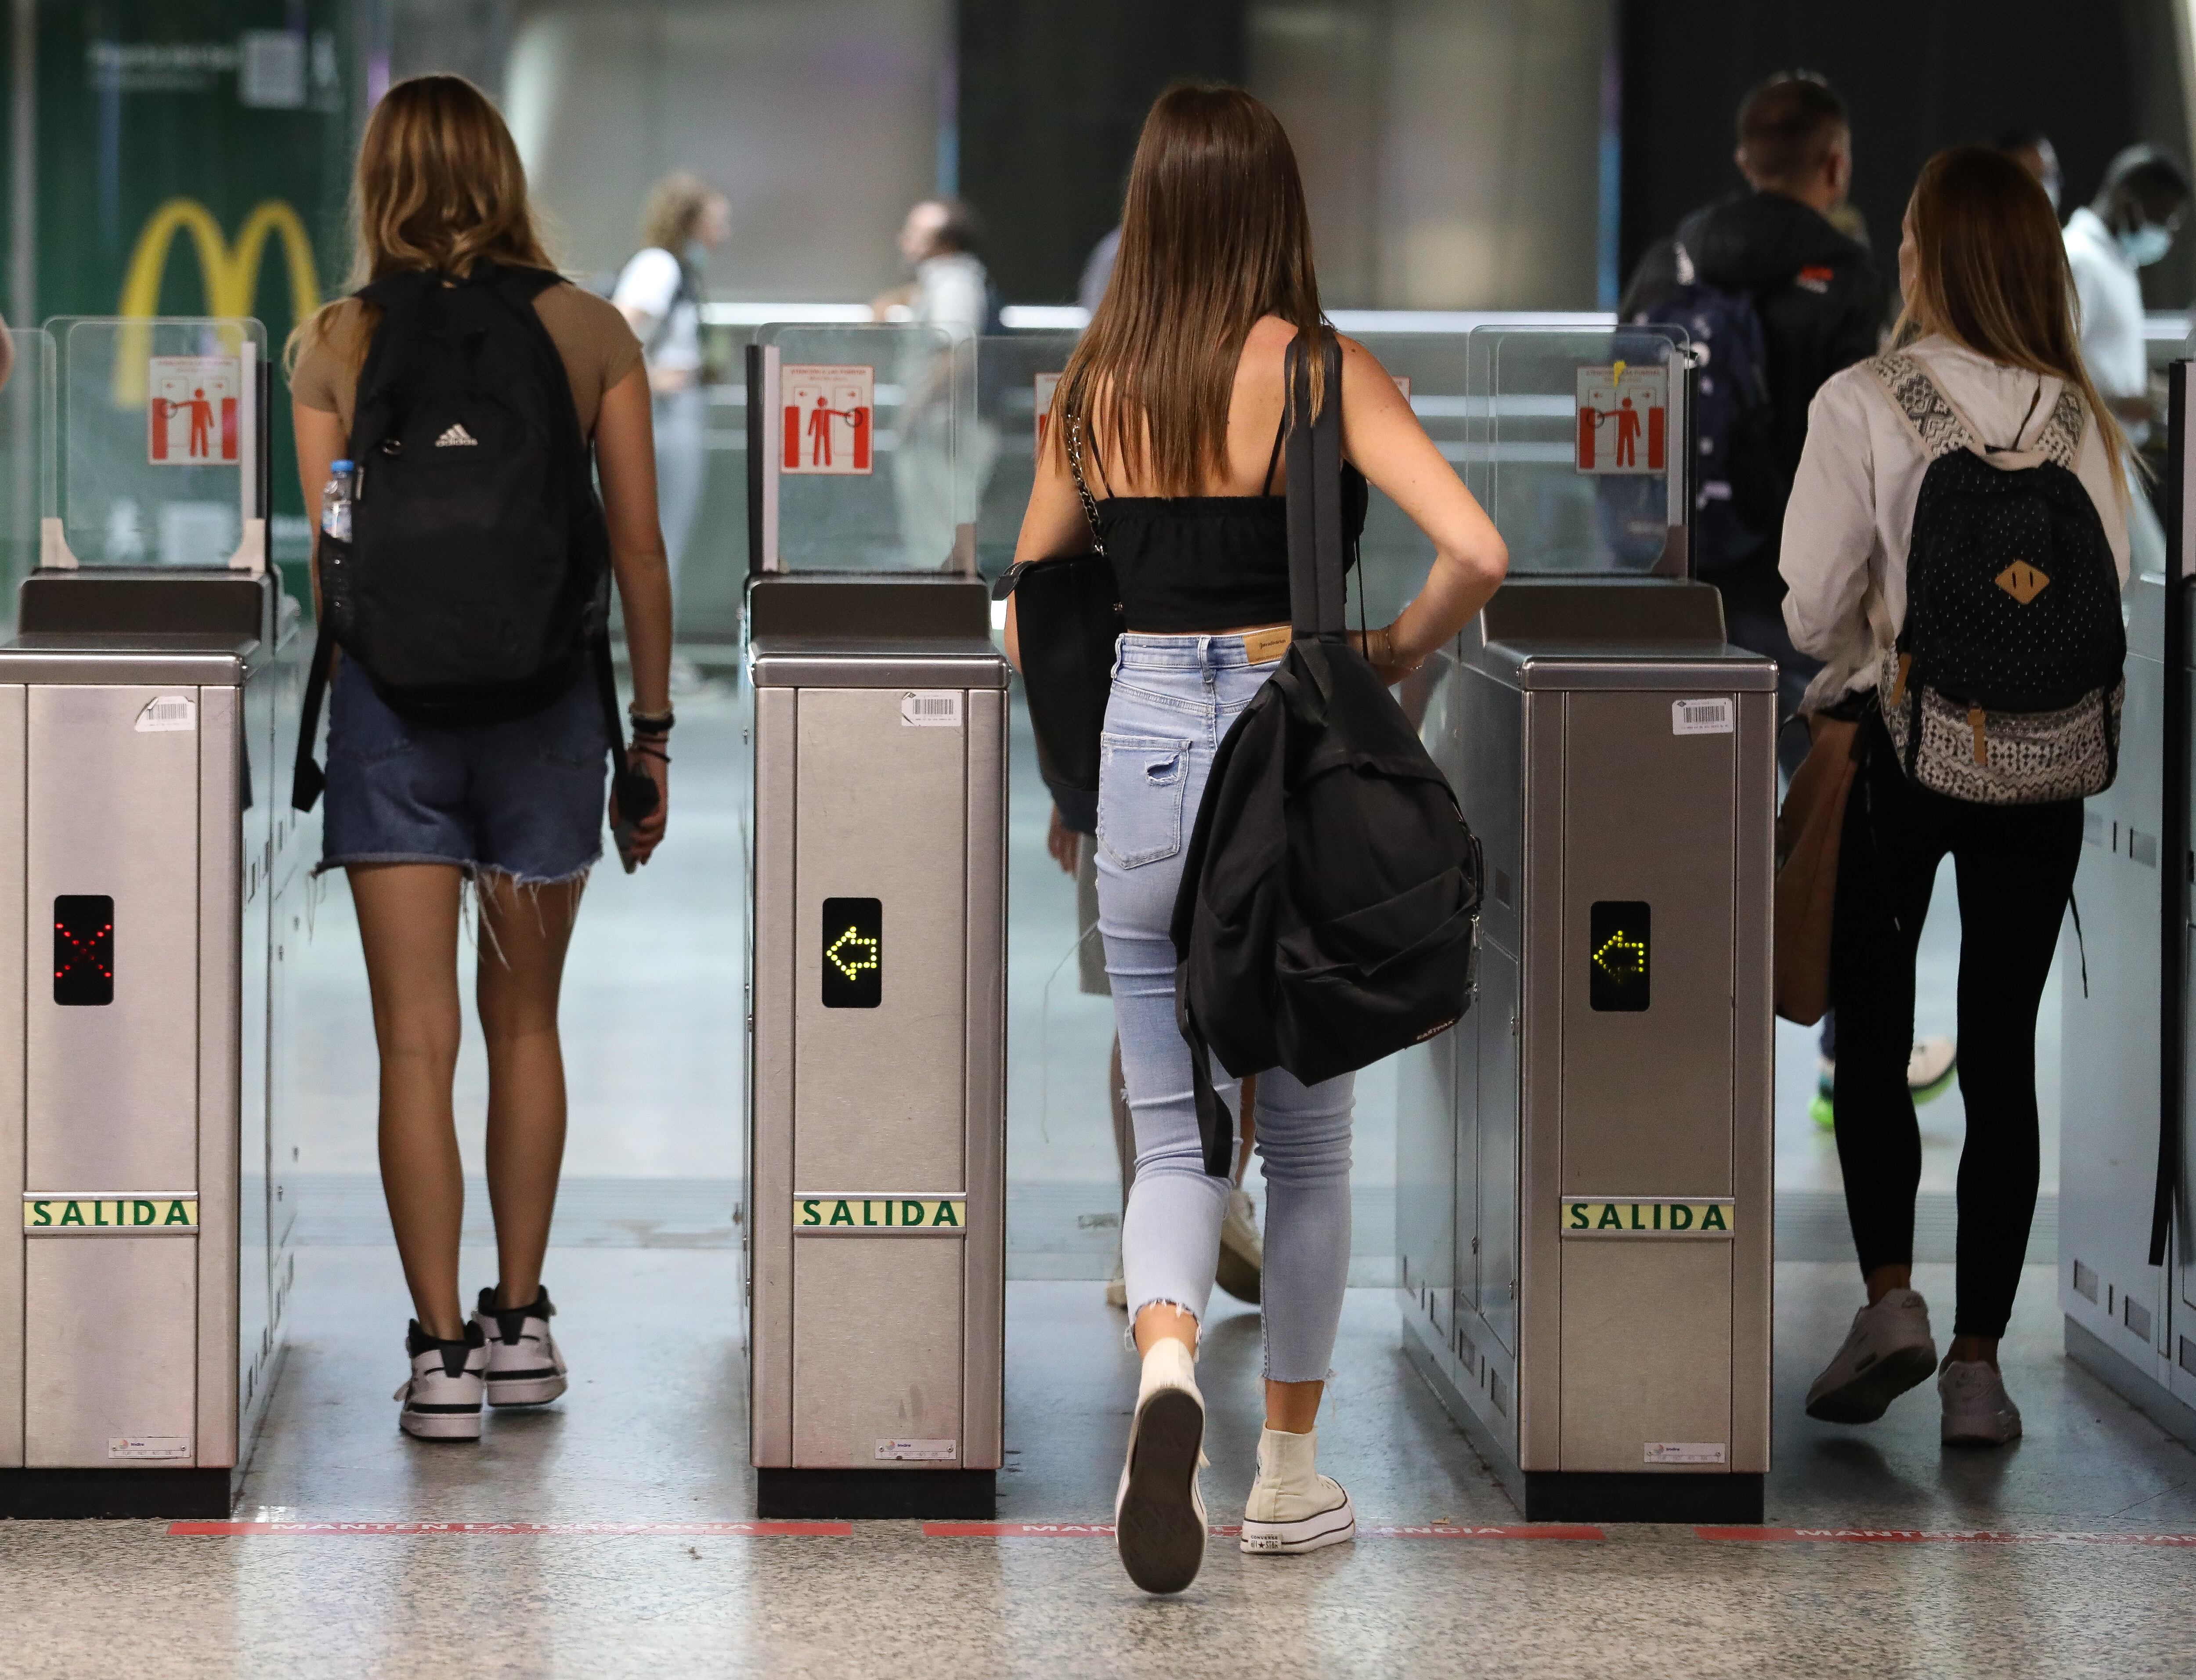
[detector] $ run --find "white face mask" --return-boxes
[2119,222,2174,268]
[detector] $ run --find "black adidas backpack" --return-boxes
[1866,352,2124,805]
[294,262,652,820]
[1169,338,1484,1175]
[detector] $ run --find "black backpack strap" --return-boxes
[291,625,336,811]
[1284,335,1349,639]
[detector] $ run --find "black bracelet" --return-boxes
[629,707,675,737]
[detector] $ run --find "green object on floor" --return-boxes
[1810,1091,1836,1131]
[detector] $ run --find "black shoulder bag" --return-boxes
[991,416,1123,795]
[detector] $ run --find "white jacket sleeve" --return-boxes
[1780,375,1881,669]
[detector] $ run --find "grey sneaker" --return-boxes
[1940,1358,2023,1447]
[1805,1288,1938,1423]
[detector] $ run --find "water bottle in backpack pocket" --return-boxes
[1866,351,2126,805]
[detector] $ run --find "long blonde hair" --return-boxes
[285,75,554,375]
[1896,145,2130,499]
[1052,85,1325,495]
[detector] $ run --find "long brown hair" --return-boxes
[1896,144,2128,497]
[286,75,554,374]
[640,170,715,254]
[1053,85,1325,495]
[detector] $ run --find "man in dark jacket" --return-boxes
[1623,72,1890,751]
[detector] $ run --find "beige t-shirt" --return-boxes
[289,276,643,441]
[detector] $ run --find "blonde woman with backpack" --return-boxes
[1006,85,1506,1593]
[1781,146,2130,1448]
[289,75,673,1441]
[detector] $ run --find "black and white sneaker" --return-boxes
[394,1320,488,1441]
[1115,1338,1207,1594]
[470,1286,569,1408]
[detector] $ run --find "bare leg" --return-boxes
[1265,1378,1323,1432]
[476,874,585,1309]
[1133,1304,1199,1357]
[350,863,466,1340]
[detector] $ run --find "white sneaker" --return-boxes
[1240,1426,1356,1555]
[471,1287,568,1407]
[1216,1187,1263,1304]
[1116,1338,1207,1594]
[394,1320,488,1440]
[1940,1358,2023,1447]
[1805,1288,1938,1423]
[1105,1253,1127,1311]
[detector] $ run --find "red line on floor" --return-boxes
[168,1521,852,1538]
[1698,1526,2196,1548]
[923,1521,1604,1540]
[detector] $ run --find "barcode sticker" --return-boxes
[876,1438,957,1462]
[1671,698,1733,737]
[135,694,197,733]
[901,691,962,728]
[1644,1442,1726,1464]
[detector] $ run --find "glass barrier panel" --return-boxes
[1464,324,1689,577]
[50,316,268,570]
[753,321,974,573]
[976,332,1080,584]
[0,329,56,625]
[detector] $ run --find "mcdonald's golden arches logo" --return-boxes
[114,197,322,402]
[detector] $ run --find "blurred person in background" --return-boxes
[1998,127,2064,213]
[1627,75,1944,1128]
[614,171,730,689]
[1079,226,1122,317]
[876,198,999,567]
[2065,147,2186,578]
[1623,72,1890,756]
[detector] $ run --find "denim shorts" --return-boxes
[320,657,610,883]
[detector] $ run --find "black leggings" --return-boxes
[1828,723,2082,1339]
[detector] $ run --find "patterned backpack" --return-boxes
[1866,351,2124,805]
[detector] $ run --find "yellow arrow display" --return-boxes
[825,925,879,982]
[1592,929,1647,980]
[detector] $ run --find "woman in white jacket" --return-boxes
[1781,146,2131,1448]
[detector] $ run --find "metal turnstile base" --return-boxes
[1402,1317,1763,1524]
[0,1467,236,1520]
[2066,1317,2196,1450]
[755,1468,996,1520]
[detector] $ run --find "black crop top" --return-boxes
[1083,415,1367,633]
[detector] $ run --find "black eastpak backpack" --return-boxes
[1866,351,2125,805]
[294,262,653,821]
[1169,338,1483,1176]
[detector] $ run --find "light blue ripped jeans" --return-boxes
[1096,632,1355,1383]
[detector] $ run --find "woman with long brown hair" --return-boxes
[1008,85,1506,1592]
[288,75,673,1440]
[1783,145,2130,1446]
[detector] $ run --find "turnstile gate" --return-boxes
[2060,360,2196,1443]
[0,316,311,1516]
[742,324,1006,1518]
[1397,580,1775,1521]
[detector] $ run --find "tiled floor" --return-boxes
[2,1251,2191,1677]
[5,674,2179,1676]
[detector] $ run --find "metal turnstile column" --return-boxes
[744,575,1007,1518]
[0,568,311,1517]
[1398,578,1775,1522]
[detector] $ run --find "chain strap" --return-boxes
[1065,415,1105,557]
